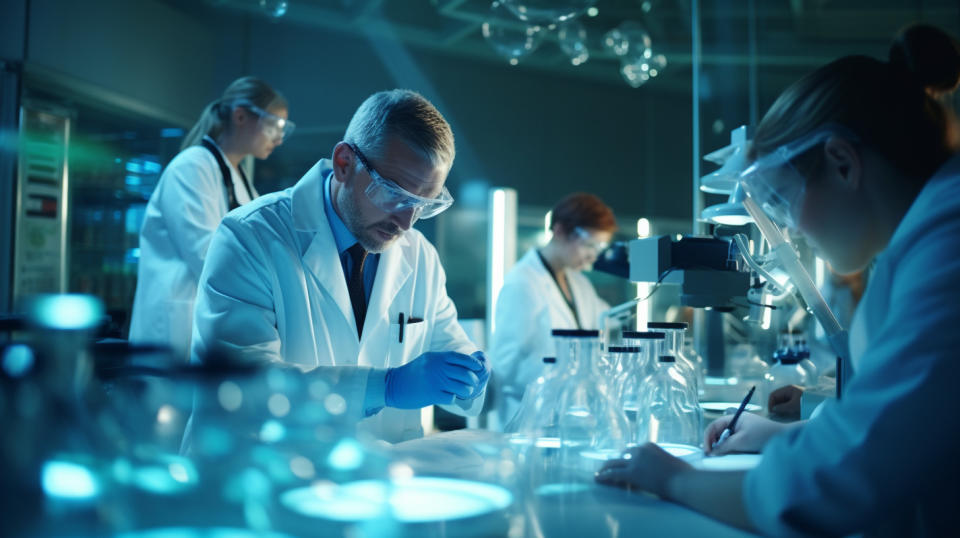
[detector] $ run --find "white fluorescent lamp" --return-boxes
[701,183,752,226]
[701,125,749,194]
[636,218,651,330]
[486,188,517,340]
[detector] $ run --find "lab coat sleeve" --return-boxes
[192,217,371,422]
[160,152,229,280]
[744,219,960,536]
[420,242,484,417]
[488,278,545,401]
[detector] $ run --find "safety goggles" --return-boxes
[240,102,295,141]
[572,227,610,253]
[739,129,838,229]
[349,143,454,220]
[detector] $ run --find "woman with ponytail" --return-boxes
[129,76,292,362]
[595,24,960,536]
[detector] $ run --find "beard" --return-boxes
[339,185,404,253]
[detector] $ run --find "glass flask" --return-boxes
[553,335,630,475]
[726,343,770,384]
[637,355,703,447]
[605,346,643,443]
[647,322,704,396]
[504,330,600,448]
[796,339,818,383]
[763,354,810,409]
[503,357,557,440]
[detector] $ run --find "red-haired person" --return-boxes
[490,193,616,425]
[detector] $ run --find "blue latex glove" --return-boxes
[385,351,483,409]
[464,351,491,400]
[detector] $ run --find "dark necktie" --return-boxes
[347,243,368,338]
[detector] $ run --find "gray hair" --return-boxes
[343,89,455,170]
[181,76,287,151]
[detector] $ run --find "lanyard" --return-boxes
[537,250,582,329]
[201,137,254,211]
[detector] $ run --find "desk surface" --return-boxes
[389,429,757,538]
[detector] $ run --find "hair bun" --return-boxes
[889,24,960,94]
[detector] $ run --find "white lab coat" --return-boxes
[129,139,257,361]
[489,248,610,424]
[745,155,960,536]
[187,160,481,444]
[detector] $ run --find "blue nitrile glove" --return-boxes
[463,351,491,400]
[385,351,483,409]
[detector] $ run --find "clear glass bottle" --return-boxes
[504,357,558,441]
[504,330,602,449]
[554,338,630,474]
[727,343,770,384]
[763,354,810,408]
[796,339,818,384]
[638,355,703,448]
[606,345,642,441]
[647,322,704,396]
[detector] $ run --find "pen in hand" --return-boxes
[711,385,756,451]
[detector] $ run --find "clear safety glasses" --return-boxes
[739,129,837,229]
[242,103,295,141]
[572,227,610,253]
[349,143,454,220]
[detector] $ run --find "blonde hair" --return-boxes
[752,24,960,183]
[180,76,287,151]
[343,89,455,170]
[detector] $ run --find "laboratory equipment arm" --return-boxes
[160,153,230,280]
[744,222,960,536]
[192,218,371,421]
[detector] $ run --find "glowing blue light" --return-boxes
[115,527,292,538]
[535,483,591,496]
[143,160,162,173]
[700,402,762,413]
[131,467,189,494]
[694,454,762,471]
[2,344,35,377]
[327,438,364,471]
[42,460,100,499]
[259,420,286,443]
[160,128,185,139]
[28,294,104,330]
[125,175,141,186]
[280,477,513,523]
[658,443,703,460]
[580,449,621,461]
[126,161,142,173]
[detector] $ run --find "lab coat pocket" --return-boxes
[389,319,429,366]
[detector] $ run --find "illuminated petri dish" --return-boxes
[280,477,513,523]
[657,443,703,460]
[700,402,762,413]
[694,454,762,471]
[116,528,292,538]
[535,483,591,496]
[579,449,621,461]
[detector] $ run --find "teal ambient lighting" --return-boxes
[280,477,513,522]
[327,438,364,471]
[115,528,292,538]
[2,344,35,377]
[658,443,703,460]
[27,294,104,330]
[42,460,100,499]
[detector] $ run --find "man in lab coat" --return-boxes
[187,90,489,444]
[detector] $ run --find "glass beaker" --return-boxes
[637,355,703,447]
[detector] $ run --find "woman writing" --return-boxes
[596,24,960,536]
